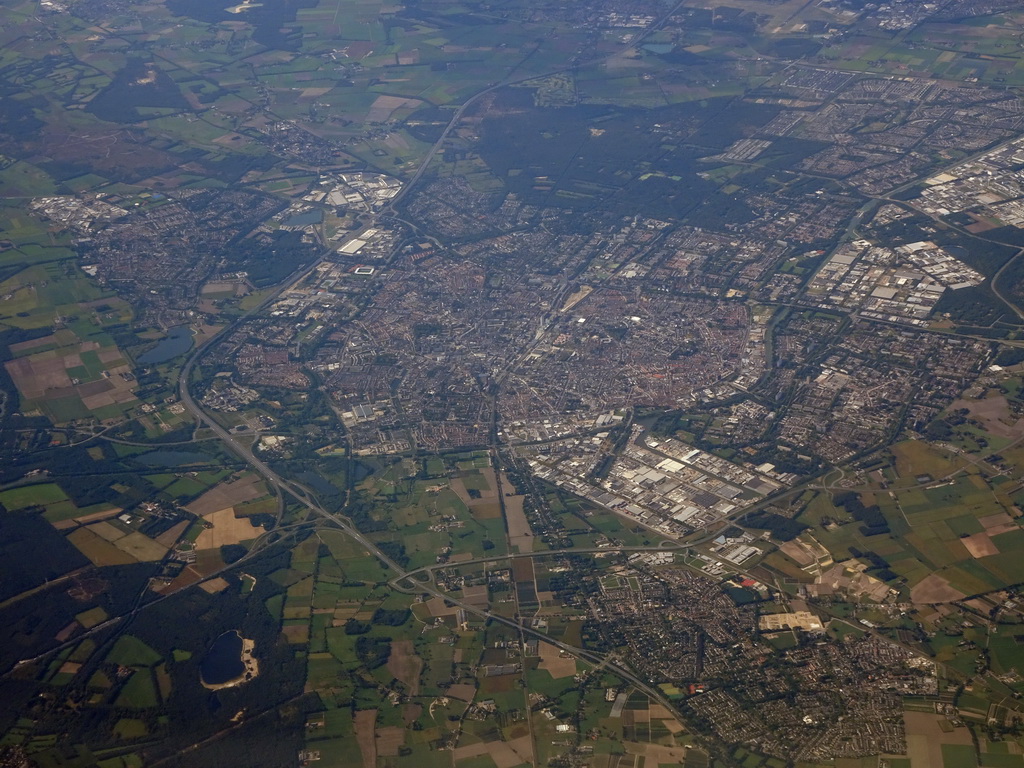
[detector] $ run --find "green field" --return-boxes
[0,483,69,510]
[115,671,159,709]
[106,636,162,668]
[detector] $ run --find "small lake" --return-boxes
[351,461,372,483]
[282,209,322,228]
[295,470,340,497]
[200,631,245,686]
[725,586,759,605]
[137,325,193,365]
[136,450,213,467]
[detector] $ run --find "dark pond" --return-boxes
[137,325,193,365]
[295,471,339,497]
[351,460,372,483]
[136,450,212,467]
[200,630,244,686]
[725,586,760,605]
[282,209,322,228]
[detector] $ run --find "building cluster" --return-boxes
[861,0,950,30]
[777,67,855,102]
[29,195,127,233]
[200,376,261,412]
[896,241,983,289]
[301,172,402,214]
[334,225,400,260]
[526,431,789,538]
[759,73,1024,195]
[60,188,286,326]
[804,238,980,326]
[259,120,350,166]
[557,562,936,762]
[597,11,655,27]
[405,176,506,238]
[644,227,791,296]
[510,292,752,423]
[233,343,309,389]
[708,529,761,566]
[915,137,1024,228]
[249,214,771,453]
[270,261,369,323]
[709,138,773,164]
[774,322,988,462]
[700,399,773,446]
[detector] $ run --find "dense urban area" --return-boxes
[4,0,1024,767]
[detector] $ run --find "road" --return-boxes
[180,346,690,714]
[393,544,683,588]
[991,245,1024,322]
[46,6,1002,747]
[180,368,701,742]
[160,214,1024,758]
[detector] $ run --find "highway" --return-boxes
[179,333,688,696]
[178,356,706,743]
[162,251,733,754]
[17,7,796,748]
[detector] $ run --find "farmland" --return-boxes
[298,532,702,768]
[784,429,1024,607]
[1,263,140,424]
[6,0,1024,763]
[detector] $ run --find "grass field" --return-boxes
[299,528,506,762]
[66,528,138,566]
[0,483,69,510]
[106,635,162,667]
[113,718,149,740]
[75,607,108,629]
[115,670,159,709]
[799,451,1024,601]
[890,440,965,481]
[3,325,138,424]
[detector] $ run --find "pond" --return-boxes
[136,450,213,467]
[282,209,322,228]
[351,460,372,483]
[200,631,245,687]
[295,470,339,497]
[136,325,193,365]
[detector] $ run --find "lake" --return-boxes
[136,450,213,467]
[200,631,245,686]
[137,325,193,365]
[282,209,322,228]
[295,470,339,497]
